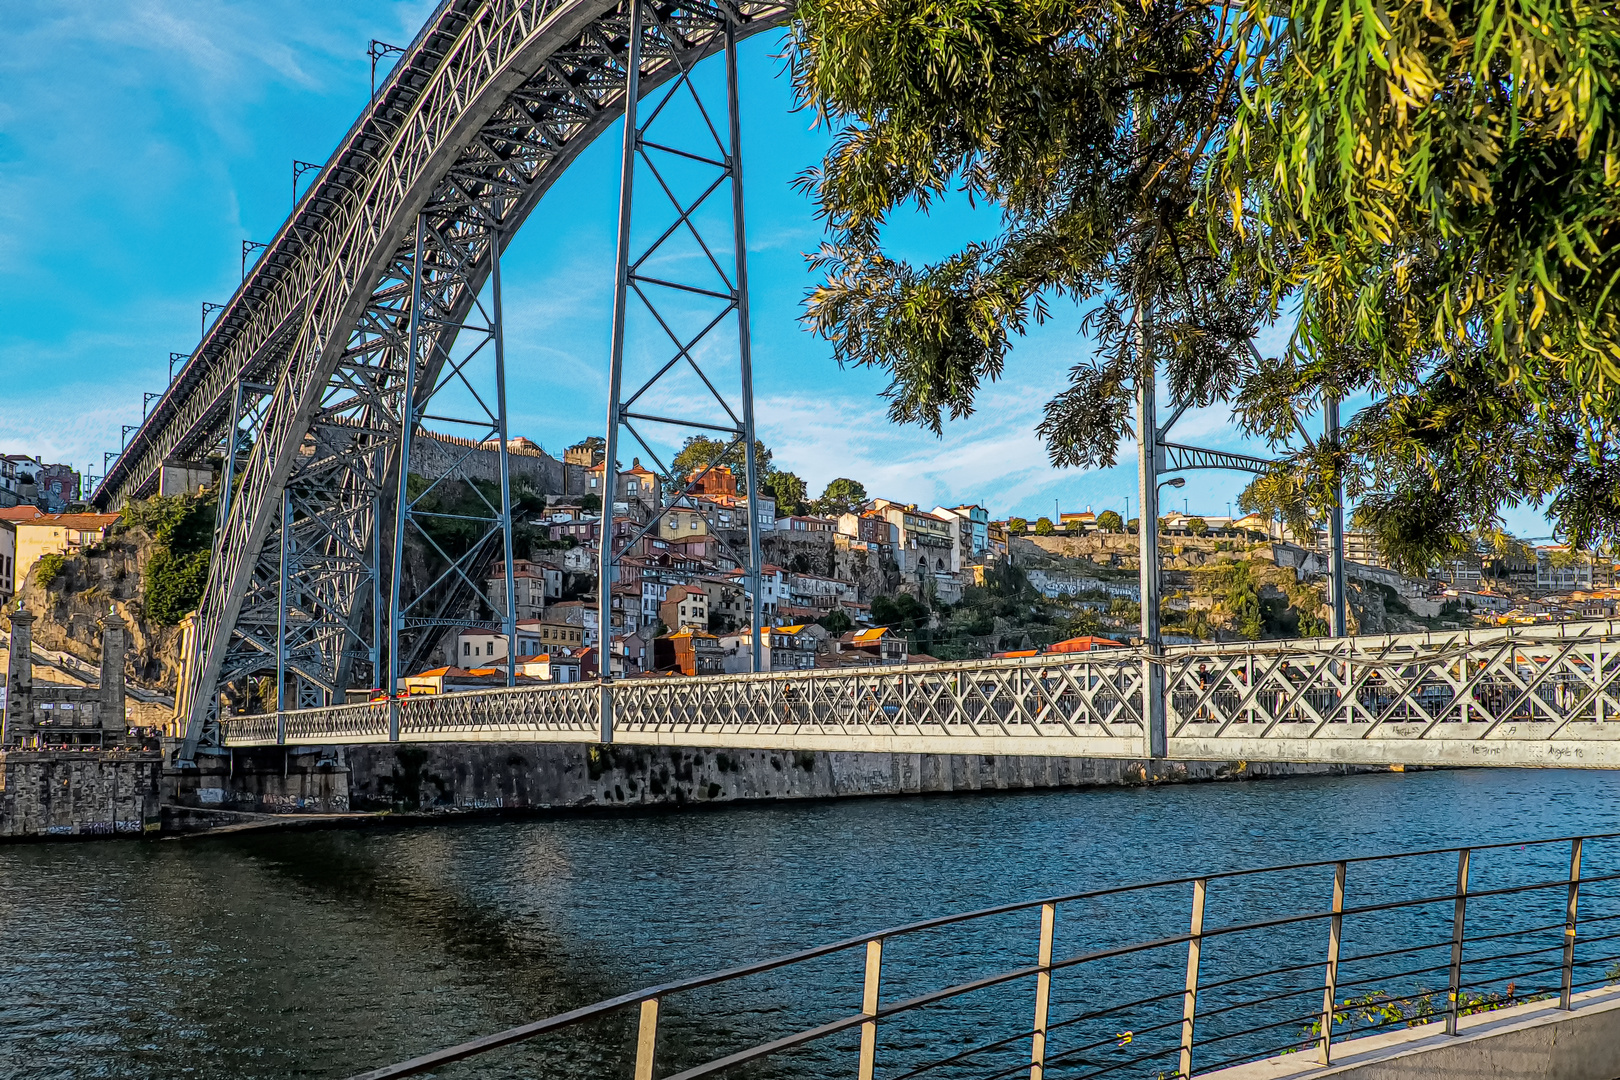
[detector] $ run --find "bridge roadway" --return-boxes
[222,620,1620,768]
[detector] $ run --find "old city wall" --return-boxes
[410,433,586,496]
[0,750,163,838]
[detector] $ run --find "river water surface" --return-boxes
[3,768,1619,1079]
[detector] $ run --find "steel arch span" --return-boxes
[94,0,793,759]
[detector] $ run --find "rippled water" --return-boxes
[2,768,1617,1079]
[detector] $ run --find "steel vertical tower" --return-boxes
[598,0,764,731]
[386,207,520,733]
[1134,299,1166,759]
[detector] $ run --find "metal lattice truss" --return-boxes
[384,206,518,702]
[218,623,1620,767]
[596,0,765,664]
[92,0,791,760]
[222,651,1148,755]
[1158,441,1272,475]
[1165,621,1620,765]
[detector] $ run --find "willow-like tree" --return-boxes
[1224,0,1620,568]
[791,0,1272,465]
[792,0,1620,573]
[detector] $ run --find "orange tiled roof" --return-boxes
[18,512,119,530]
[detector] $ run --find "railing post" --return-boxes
[600,681,614,744]
[1318,861,1347,1063]
[633,996,659,1080]
[1179,879,1207,1079]
[858,938,883,1080]
[1563,837,1584,1010]
[1446,848,1470,1035]
[1030,902,1056,1080]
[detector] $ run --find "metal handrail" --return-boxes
[345,832,1620,1080]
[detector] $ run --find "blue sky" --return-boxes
[0,0,1549,535]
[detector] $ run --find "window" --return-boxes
[463,642,471,655]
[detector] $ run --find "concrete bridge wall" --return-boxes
[166,743,1372,817]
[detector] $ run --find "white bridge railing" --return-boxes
[220,621,1620,767]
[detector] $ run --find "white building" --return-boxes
[1536,548,1594,591]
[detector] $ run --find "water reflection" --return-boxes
[0,769,1616,1078]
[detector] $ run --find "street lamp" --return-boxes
[369,40,405,98]
[293,160,321,208]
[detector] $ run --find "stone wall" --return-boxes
[410,432,586,496]
[761,531,902,600]
[167,747,351,814]
[337,743,1370,812]
[0,750,163,837]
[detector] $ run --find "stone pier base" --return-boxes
[0,750,163,838]
[339,744,1371,811]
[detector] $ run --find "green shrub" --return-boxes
[119,492,217,625]
[34,553,66,588]
[143,548,209,625]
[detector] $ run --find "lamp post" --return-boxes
[292,160,321,208]
[368,40,405,98]
[242,241,268,281]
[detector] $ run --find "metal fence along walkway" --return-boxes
[344,832,1620,1080]
[221,621,1620,768]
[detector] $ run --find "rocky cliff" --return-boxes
[3,523,184,695]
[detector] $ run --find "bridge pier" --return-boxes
[165,745,351,815]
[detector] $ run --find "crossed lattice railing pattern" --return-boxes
[218,623,1620,759]
[1165,622,1620,743]
[220,653,1145,746]
[607,657,1145,736]
[399,682,602,736]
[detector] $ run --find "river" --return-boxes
[2,767,1617,1079]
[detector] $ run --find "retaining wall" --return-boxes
[164,743,1376,816]
[0,750,163,837]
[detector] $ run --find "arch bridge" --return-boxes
[91,0,1613,774]
[95,0,791,762]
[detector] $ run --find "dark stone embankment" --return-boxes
[155,742,1385,834]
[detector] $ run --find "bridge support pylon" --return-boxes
[598,0,767,712]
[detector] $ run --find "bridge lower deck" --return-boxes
[218,622,1620,768]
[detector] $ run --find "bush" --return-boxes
[119,492,217,625]
[118,491,215,551]
[1034,516,1056,535]
[34,553,66,588]
[144,548,209,625]
[817,609,853,634]
[1096,510,1124,533]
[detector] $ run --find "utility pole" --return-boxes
[1325,396,1348,636]
[1134,295,1165,759]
